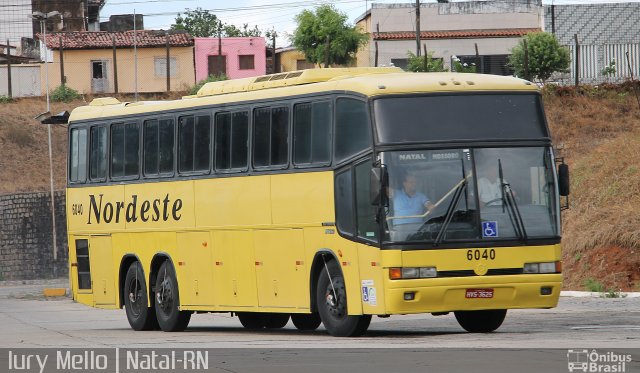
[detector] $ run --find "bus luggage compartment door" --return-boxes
[88,235,116,307]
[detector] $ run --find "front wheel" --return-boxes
[454,309,507,333]
[316,260,371,337]
[154,260,192,332]
[124,262,158,331]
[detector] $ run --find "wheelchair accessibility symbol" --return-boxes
[482,221,498,238]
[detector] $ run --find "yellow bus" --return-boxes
[66,67,569,337]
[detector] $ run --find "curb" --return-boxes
[560,290,640,298]
[43,288,67,297]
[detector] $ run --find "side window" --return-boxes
[89,126,107,181]
[293,101,331,166]
[215,111,249,171]
[335,169,354,236]
[253,106,289,168]
[111,122,140,178]
[335,98,372,163]
[179,115,211,173]
[70,127,87,183]
[355,159,378,241]
[143,118,175,176]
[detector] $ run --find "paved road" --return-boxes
[0,282,638,349]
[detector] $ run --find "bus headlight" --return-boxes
[390,267,438,279]
[523,261,561,274]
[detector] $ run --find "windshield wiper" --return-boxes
[498,160,528,240]
[434,179,467,246]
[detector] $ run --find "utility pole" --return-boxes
[523,40,530,81]
[6,40,12,98]
[165,31,170,92]
[59,36,65,85]
[574,34,579,87]
[374,23,379,67]
[134,9,138,101]
[415,0,421,56]
[217,20,223,75]
[271,30,277,73]
[112,35,118,94]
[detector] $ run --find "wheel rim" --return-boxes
[127,278,144,317]
[324,278,347,320]
[156,277,174,315]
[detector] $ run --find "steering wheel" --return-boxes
[484,198,503,206]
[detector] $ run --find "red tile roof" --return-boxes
[39,31,194,50]
[373,28,540,40]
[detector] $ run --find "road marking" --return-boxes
[571,325,640,330]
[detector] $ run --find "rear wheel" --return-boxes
[124,262,158,331]
[454,309,507,333]
[154,260,191,332]
[316,260,371,337]
[291,313,322,331]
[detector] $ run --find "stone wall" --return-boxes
[0,191,67,281]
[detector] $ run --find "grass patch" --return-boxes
[585,278,605,292]
[0,95,13,104]
[5,125,33,147]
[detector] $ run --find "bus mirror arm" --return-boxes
[370,166,389,206]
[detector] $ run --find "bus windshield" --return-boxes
[383,147,559,244]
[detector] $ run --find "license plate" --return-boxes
[465,288,494,299]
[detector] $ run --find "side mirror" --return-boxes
[558,163,570,196]
[370,166,388,206]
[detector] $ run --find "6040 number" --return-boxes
[466,249,496,261]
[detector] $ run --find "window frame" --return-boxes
[88,124,108,183]
[292,100,333,169]
[238,54,255,70]
[69,126,88,184]
[154,56,178,78]
[214,108,250,174]
[177,111,212,176]
[142,116,176,179]
[333,95,374,166]
[252,105,291,171]
[110,121,141,181]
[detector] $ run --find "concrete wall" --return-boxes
[0,191,68,281]
[0,63,41,97]
[194,37,266,81]
[44,46,196,94]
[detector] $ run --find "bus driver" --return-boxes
[389,173,435,238]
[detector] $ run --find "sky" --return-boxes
[100,0,640,46]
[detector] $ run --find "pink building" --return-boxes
[194,37,266,81]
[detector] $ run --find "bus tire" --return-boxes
[265,313,290,329]
[291,313,321,331]
[124,262,158,331]
[316,260,371,337]
[454,309,507,333]
[154,260,191,332]
[237,312,267,329]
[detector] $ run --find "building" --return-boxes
[194,37,266,81]
[275,47,315,72]
[544,2,640,83]
[40,30,195,94]
[355,1,542,74]
[0,0,105,58]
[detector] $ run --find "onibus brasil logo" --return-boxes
[567,349,632,372]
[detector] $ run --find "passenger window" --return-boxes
[70,127,87,183]
[215,111,248,171]
[253,106,289,168]
[335,169,354,236]
[335,98,371,163]
[355,159,378,241]
[111,122,140,178]
[179,115,211,173]
[143,118,174,176]
[89,126,107,181]
[293,101,331,166]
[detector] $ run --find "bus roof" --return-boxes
[69,68,538,123]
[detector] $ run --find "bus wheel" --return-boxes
[264,313,290,329]
[454,309,507,333]
[316,260,371,337]
[291,313,321,331]
[124,262,158,331]
[237,312,267,329]
[154,260,191,332]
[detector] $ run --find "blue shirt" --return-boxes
[392,189,430,225]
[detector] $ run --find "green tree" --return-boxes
[171,8,262,37]
[406,51,447,72]
[292,4,368,67]
[508,32,570,82]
